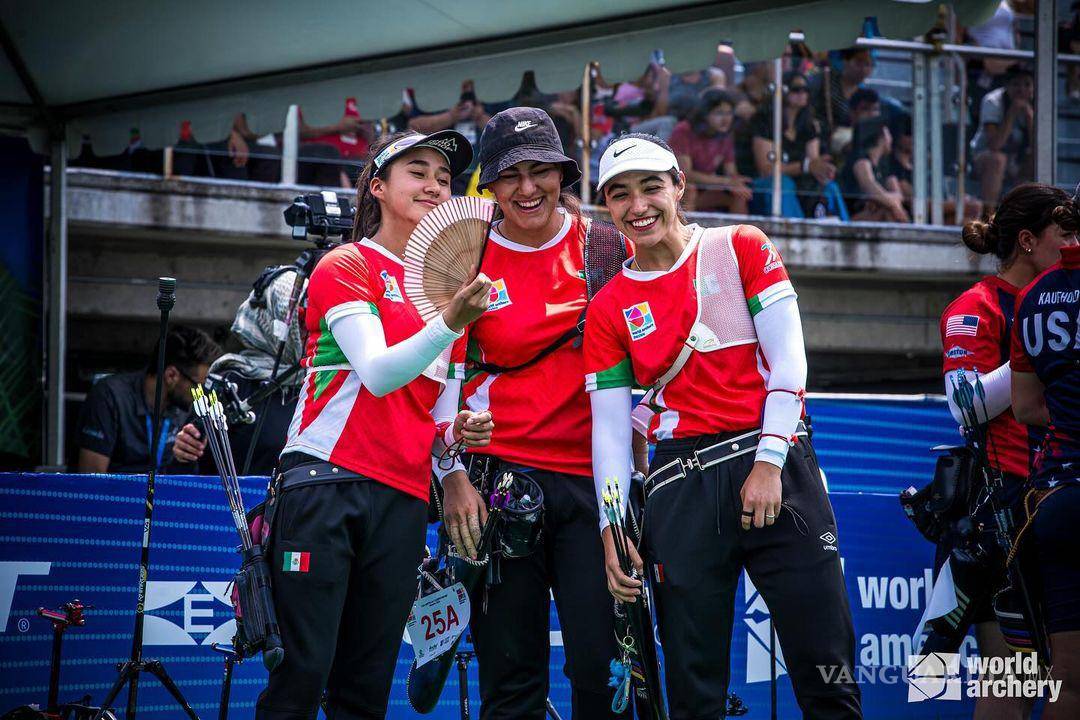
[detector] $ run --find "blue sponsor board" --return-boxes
[0,397,979,718]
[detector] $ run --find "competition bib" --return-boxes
[405,582,471,667]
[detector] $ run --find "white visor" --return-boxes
[596,137,680,195]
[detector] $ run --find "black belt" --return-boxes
[644,423,808,501]
[278,460,365,491]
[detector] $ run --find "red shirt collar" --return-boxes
[1063,245,1080,269]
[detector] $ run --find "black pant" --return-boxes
[644,435,861,720]
[467,461,630,720]
[255,472,428,720]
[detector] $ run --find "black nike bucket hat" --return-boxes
[476,107,581,190]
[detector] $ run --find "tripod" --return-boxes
[94,278,199,720]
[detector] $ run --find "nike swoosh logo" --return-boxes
[515,121,537,132]
[613,145,635,157]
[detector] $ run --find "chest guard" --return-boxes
[651,225,759,392]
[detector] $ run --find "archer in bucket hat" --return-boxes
[476,107,581,189]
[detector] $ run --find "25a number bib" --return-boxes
[405,582,471,667]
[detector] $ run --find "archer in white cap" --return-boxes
[585,134,863,718]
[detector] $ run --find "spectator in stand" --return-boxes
[810,47,875,140]
[408,80,490,194]
[76,325,220,473]
[971,65,1034,209]
[224,112,283,183]
[669,89,752,213]
[735,61,774,122]
[839,117,908,222]
[963,0,1021,112]
[750,71,838,218]
[890,116,983,224]
[300,98,372,185]
[298,99,372,188]
[634,46,733,141]
[829,87,880,162]
[1062,2,1080,101]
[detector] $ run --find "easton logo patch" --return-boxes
[623,302,657,341]
[487,279,512,311]
[380,270,404,302]
[945,345,973,359]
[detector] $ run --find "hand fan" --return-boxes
[402,195,496,322]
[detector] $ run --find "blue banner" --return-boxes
[0,397,977,718]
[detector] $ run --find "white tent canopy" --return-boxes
[2,0,997,153]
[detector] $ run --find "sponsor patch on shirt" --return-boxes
[762,240,783,274]
[380,270,404,303]
[486,279,512,311]
[623,301,657,341]
[945,345,973,359]
[945,314,980,337]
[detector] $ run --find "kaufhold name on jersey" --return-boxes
[1037,290,1080,305]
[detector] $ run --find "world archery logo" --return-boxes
[762,240,783,274]
[380,270,404,303]
[623,302,657,341]
[487,279,512,311]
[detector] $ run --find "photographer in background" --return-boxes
[173,266,305,476]
[77,325,220,473]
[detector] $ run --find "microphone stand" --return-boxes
[95,277,200,720]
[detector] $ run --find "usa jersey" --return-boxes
[456,211,630,477]
[1010,246,1080,484]
[583,224,795,442]
[283,239,455,501]
[941,276,1040,478]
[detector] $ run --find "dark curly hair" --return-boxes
[147,325,220,375]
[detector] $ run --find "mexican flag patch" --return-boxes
[283,551,310,573]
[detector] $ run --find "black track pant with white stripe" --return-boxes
[644,433,862,720]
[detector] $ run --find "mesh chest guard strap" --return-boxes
[645,225,759,400]
[469,218,627,375]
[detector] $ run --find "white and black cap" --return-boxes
[372,129,473,178]
[596,136,680,195]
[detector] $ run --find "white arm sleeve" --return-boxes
[944,362,1011,426]
[753,295,808,468]
[431,378,465,483]
[590,386,634,532]
[328,311,461,398]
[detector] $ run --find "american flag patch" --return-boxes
[945,314,980,337]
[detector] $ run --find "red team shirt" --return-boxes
[940,276,1033,478]
[283,239,458,501]
[457,211,629,477]
[583,224,796,441]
